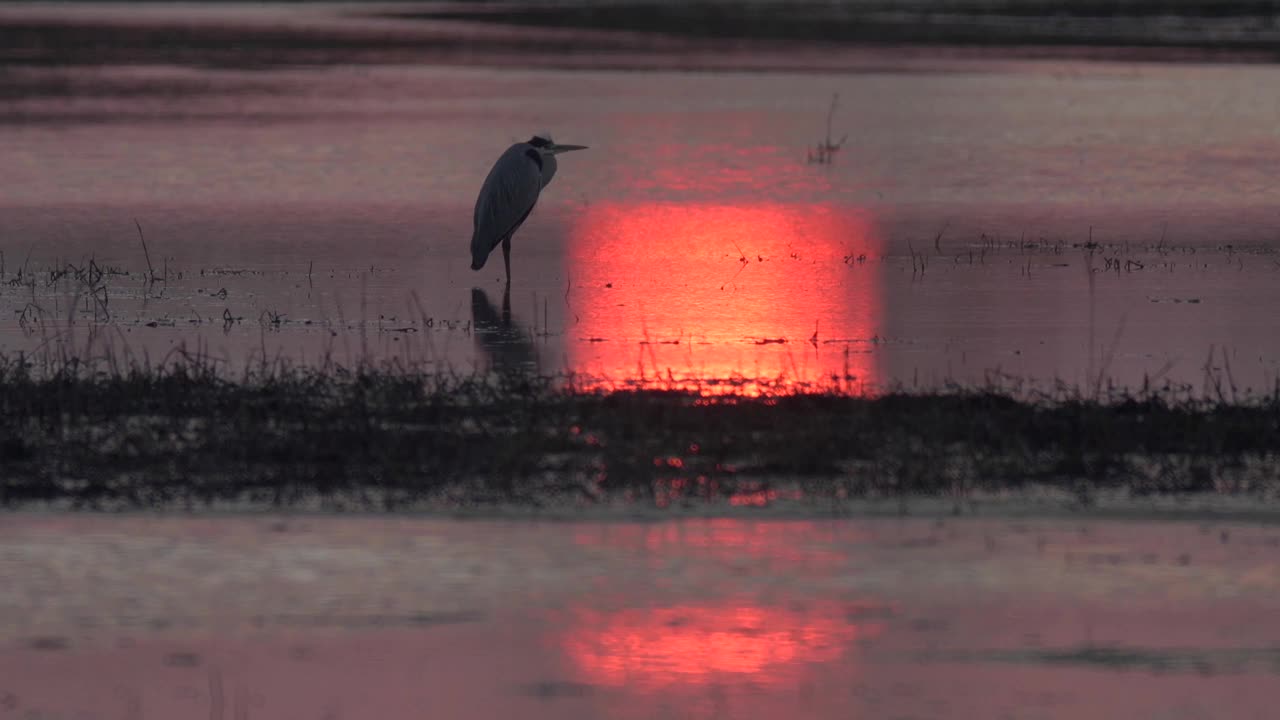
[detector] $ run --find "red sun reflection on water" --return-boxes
[567,202,881,395]
[559,522,883,688]
[562,602,876,688]
[572,519,856,573]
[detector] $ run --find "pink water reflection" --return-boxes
[571,520,859,573]
[560,520,882,689]
[561,602,877,688]
[567,202,882,393]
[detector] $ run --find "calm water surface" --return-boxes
[3,514,1280,719]
[3,13,1280,392]
[6,12,1280,719]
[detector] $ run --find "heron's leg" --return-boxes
[502,236,512,285]
[501,283,512,326]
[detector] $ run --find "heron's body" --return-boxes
[470,134,586,283]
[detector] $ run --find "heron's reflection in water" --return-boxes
[470,286,540,374]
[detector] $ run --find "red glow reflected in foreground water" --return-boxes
[567,202,882,395]
[558,522,881,688]
[571,520,857,573]
[561,602,879,688]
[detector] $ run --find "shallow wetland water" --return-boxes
[3,513,1280,719]
[3,5,1280,391]
[5,5,1280,718]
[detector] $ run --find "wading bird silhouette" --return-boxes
[470,133,588,284]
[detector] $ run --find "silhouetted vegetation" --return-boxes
[3,351,1279,511]
[391,0,1280,56]
[7,1,1280,73]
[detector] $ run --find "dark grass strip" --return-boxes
[2,356,1280,510]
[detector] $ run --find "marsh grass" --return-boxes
[3,225,1280,511]
[2,343,1280,511]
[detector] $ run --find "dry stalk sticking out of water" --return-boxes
[808,93,847,165]
[134,219,161,286]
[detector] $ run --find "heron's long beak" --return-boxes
[550,143,588,154]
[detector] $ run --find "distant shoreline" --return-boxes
[2,1,1280,71]
[385,1,1280,55]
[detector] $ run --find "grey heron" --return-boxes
[470,133,588,283]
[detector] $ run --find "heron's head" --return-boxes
[528,133,588,156]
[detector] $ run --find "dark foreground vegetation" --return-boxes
[2,354,1279,511]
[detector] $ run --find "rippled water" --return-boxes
[3,8,1280,392]
[4,513,1280,719]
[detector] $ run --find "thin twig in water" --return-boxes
[134,219,157,284]
[18,243,34,281]
[808,93,848,164]
[1092,314,1127,400]
[934,221,950,255]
